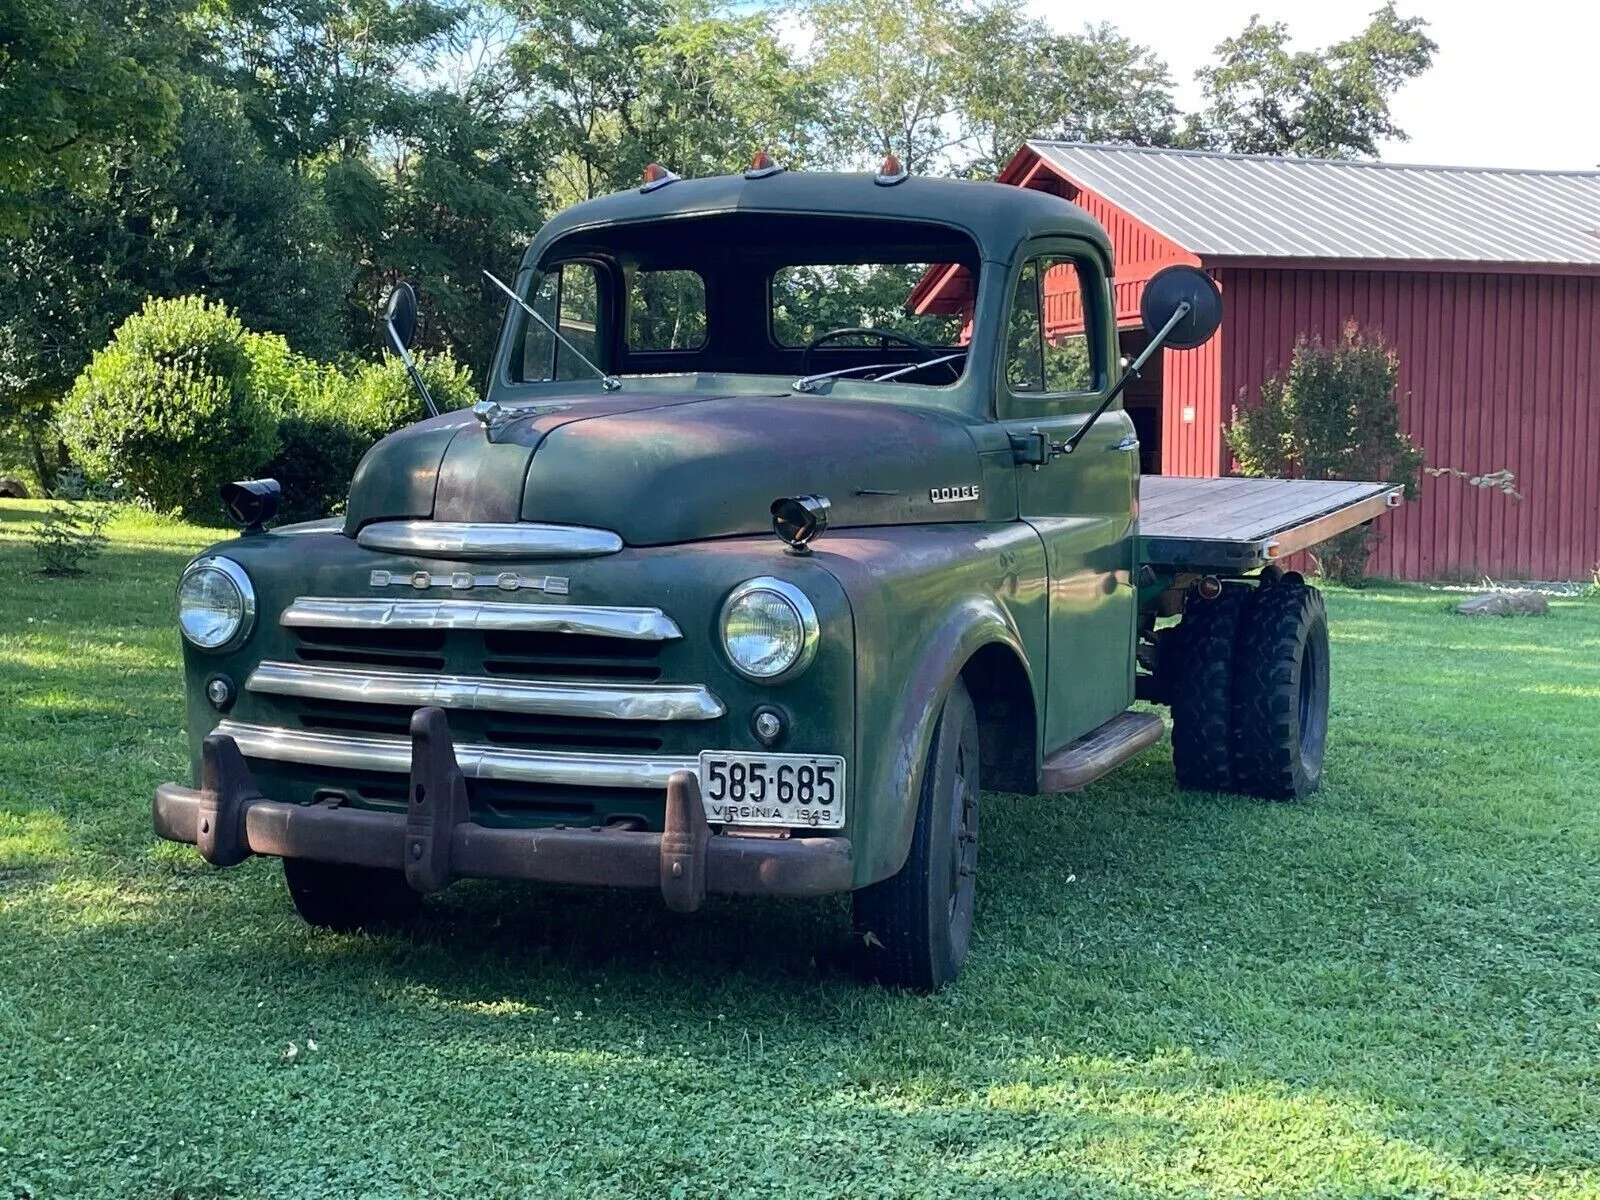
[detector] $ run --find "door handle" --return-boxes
[1107,435,1139,452]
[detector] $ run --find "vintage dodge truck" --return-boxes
[155,159,1399,990]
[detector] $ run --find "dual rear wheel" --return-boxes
[1167,574,1330,800]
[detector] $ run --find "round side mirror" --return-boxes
[381,282,419,352]
[1140,265,1222,350]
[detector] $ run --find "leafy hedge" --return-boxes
[58,297,282,519]
[60,295,475,523]
[266,353,477,523]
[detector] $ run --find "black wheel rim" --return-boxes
[1298,628,1329,768]
[946,740,977,931]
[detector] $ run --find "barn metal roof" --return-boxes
[1028,141,1600,267]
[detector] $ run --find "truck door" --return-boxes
[998,246,1137,751]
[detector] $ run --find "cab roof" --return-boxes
[521,170,1113,269]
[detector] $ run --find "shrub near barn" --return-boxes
[59,295,475,523]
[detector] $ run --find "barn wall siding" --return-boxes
[1161,333,1225,477]
[1221,268,1600,581]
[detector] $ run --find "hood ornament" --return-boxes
[472,398,572,442]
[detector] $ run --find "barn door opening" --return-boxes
[1118,328,1163,476]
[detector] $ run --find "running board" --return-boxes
[1040,710,1167,793]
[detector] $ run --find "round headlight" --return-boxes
[177,557,256,651]
[720,578,819,681]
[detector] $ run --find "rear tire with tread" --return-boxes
[283,858,422,931]
[1167,584,1250,791]
[1230,577,1329,801]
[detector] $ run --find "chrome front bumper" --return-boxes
[154,707,854,908]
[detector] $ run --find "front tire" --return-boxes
[852,679,980,991]
[282,858,422,931]
[1230,577,1330,800]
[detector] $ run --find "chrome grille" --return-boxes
[235,597,715,821]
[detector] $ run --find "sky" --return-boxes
[1023,0,1600,171]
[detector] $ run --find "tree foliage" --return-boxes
[0,0,188,232]
[1226,322,1424,584]
[2,0,1441,499]
[1187,3,1436,158]
[58,296,284,518]
[954,12,1177,177]
[506,0,819,205]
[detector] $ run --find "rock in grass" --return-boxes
[0,477,29,498]
[1457,590,1550,616]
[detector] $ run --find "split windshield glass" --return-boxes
[508,213,980,387]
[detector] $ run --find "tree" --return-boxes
[0,0,188,231]
[953,11,1178,177]
[0,83,350,489]
[207,0,467,167]
[1226,322,1423,584]
[505,0,820,207]
[804,0,966,174]
[1187,4,1435,158]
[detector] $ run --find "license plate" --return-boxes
[697,751,846,830]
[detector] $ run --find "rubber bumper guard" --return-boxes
[154,707,853,907]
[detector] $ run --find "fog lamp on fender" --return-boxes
[219,478,281,533]
[770,494,830,554]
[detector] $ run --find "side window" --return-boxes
[1005,254,1101,396]
[516,262,603,382]
[628,269,707,351]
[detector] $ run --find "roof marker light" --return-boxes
[745,150,783,180]
[875,154,907,186]
[640,162,679,193]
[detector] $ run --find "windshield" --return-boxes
[507,212,980,388]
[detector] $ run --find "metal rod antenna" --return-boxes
[483,270,621,392]
[1060,300,1191,456]
[384,321,440,418]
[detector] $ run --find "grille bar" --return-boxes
[246,661,723,721]
[215,720,696,789]
[356,520,623,559]
[280,598,681,640]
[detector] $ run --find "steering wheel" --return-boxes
[798,326,960,381]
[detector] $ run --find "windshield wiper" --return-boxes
[793,353,965,393]
[483,270,621,392]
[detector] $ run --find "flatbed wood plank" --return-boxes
[1138,477,1400,571]
[1185,481,1379,540]
[1142,477,1392,543]
[1148,480,1303,539]
[1140,480,1269,531]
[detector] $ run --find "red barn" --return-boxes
[990,142,1600,582]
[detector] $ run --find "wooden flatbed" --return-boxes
[1138,477,1403,573]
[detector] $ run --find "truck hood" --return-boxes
[343,390,1006,544]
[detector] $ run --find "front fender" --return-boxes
[810,522,1048,885]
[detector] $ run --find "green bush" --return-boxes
[265,352,477,523]
[1226,322,1423,586]
[59,292,479,525]
[57,297,283,520]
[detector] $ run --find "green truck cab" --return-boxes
[155,164,1399,989]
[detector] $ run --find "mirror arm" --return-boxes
[1059,300,1191,457]
[385,319,440,418]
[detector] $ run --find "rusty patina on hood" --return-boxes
[343,390,1011,543]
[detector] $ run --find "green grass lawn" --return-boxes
[1,499,1597,1199]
